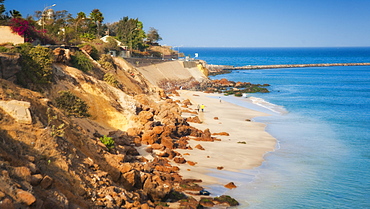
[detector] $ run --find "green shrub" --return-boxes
[28,46,54,82]
[98,54,116,71]
[80,33,96,41]
[71,51,94,72]
[55,91,90,117]
[103,73,120,88]
[100,135,115,150]
[13,44,54,87]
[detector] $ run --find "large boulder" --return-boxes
[0,100,32,124]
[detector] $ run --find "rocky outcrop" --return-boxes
[0,49,240,208]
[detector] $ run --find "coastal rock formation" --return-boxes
[0,47,241,208]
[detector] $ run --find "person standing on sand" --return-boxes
[200,104,205,112]
[196,104,200,112]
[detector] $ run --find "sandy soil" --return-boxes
[172,90,277,185]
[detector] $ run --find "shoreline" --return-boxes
[171,90,277,187]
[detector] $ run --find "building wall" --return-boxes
[0,26,24,45]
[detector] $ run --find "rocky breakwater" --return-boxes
[201,78,270,96]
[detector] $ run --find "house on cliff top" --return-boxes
[0,26,24,45]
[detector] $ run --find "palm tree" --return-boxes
[10,10,22,18]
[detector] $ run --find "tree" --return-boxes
[146,27,162,44]
[9,10,22,18]
[89,9,104,38]
[115,16,146,50]
[0,0,7,24]
[10,17,54,44]
[75,12,86,32]
[0,0,5,18]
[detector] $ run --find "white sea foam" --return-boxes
[248,97,288,115]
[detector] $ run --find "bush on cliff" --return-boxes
[55,90,90,117]
[71,51,94,72]
[104,73,121,88]
[9,43,54,89]
[100,135,115,150]
[99,54,116,71]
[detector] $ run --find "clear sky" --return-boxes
[4,0,370,47]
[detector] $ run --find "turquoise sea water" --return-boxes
[182,47,370,208]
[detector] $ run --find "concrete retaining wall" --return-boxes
[0,26,24,45]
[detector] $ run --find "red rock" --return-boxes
[187,161,197,166]
[212,132,230,136]
[224,182,237,189]
[138,111,154,124]
[173,157,186,164]
[182,99,192,106]
[217,166,224,170]
[40,175,53,189]
[186,116,201,123]
[141,130,159,145]
[203,129,212,138]
[122,170,140,190]
[16,189,36,206]
[0,198,14,208]
[195,144,205,150]
[151,143,163,150]
[152,126,164,135]
[161,137,174,149]
[30,174,43,186]
[13,166,31,182]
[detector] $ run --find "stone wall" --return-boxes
[0,26,24,45]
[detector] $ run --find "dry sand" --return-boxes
[172,90,277,185]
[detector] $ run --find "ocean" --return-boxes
[181,47,370,208]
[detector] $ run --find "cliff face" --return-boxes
[0,53,22,82]
[135,60,209,92]
[0,51,229,208]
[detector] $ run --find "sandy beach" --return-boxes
[171,90,277,186]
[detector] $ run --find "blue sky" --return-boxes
[4,0,370,47]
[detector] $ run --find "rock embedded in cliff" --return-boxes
[13,166,32,182]
[30,174,43,186]
[40,175,53,189]
[16,189,36,206]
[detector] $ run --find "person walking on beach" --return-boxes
[200,104,205,112]
[196,104,200,112]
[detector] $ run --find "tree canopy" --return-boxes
[146,27,162,44]
[0,2,163,54]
